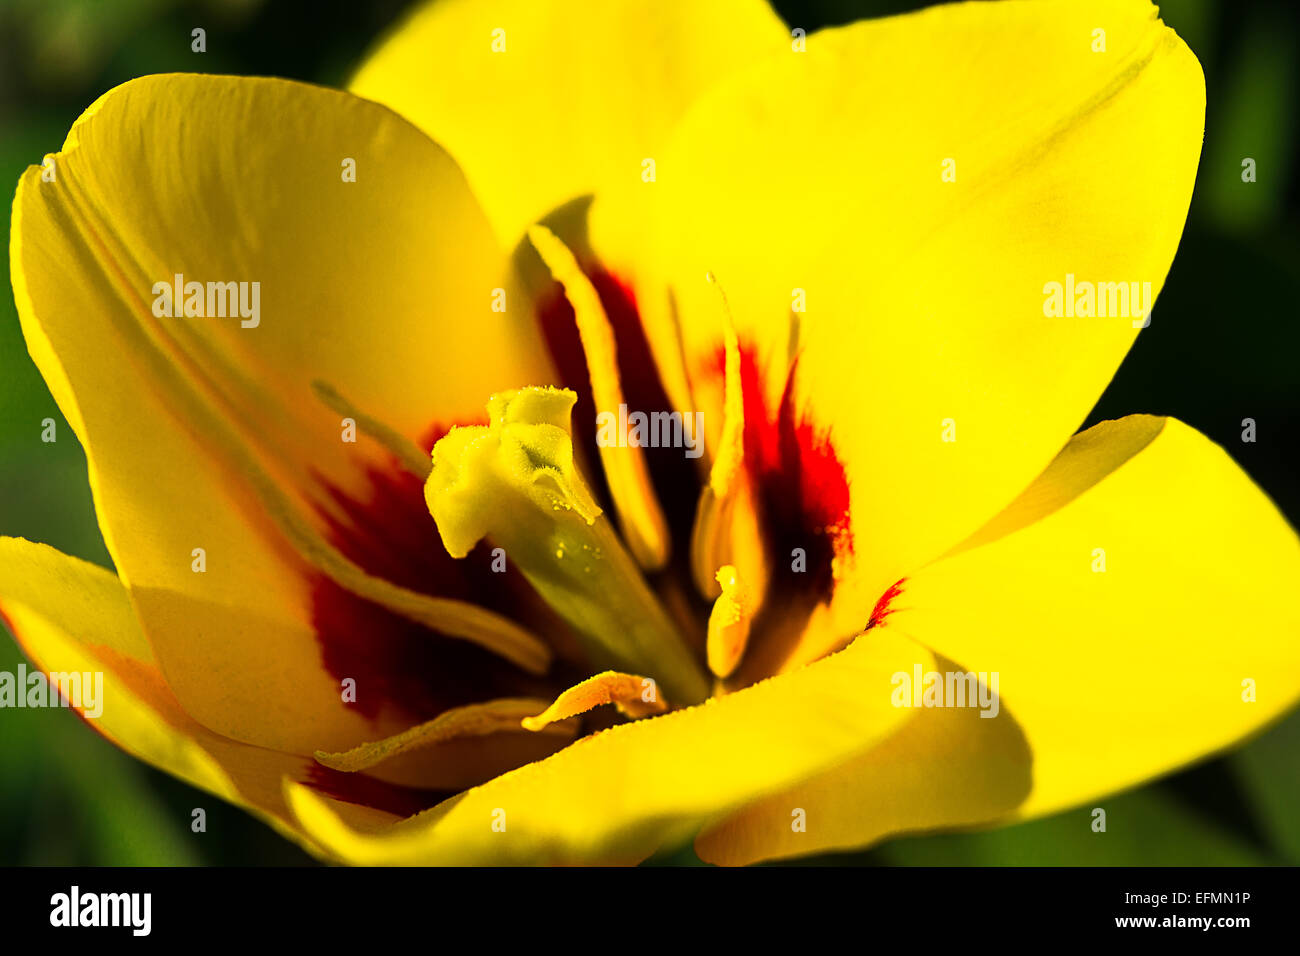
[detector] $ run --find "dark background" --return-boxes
[0,0,1296,865]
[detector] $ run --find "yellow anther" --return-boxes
[521,671,669,732]
[707,564,754,679]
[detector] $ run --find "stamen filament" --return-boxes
[314,697,568,772]
[689,276,769,615]
[311,379,431,479]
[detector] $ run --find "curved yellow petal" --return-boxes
[696,657,1032,865]
[10,74,556,753]
[286,630,935,865]
[349,0,788,247]
[699,416,1299,864]
[593,0,1206,665]
[0,537,359,854]
[883,417,1300,818]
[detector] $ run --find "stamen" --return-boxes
[689,276,769,613]
[521,671,669,732]
[527,225,671,572]
[313,697,571,772]
[425,387,711,706]
[311,380,431,478]
[316,563,553,674]
[707,564,754,679]
[706,273,746,498]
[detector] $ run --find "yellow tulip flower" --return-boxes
[3,0,1297,866]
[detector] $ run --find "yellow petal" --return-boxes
[350,0,787,247]
[0,537,363,854]
[593,0,1206,669]
[2,536,540,849]
[10,74,557,753]
[286,630,935,864]
[696,656,1032,865]
[881,417,1300,818]
[520,671,667,731]
[699,416,1300,864]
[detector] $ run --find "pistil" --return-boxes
[425,387,711,706]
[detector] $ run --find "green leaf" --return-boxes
[864,788,1269,866]
[1231,708,1300,864]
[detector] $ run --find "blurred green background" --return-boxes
[1,0,1296,865]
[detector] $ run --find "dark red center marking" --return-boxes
[729,340,854,602]
[302,268,860,804]
[304,763,454,819]
[866,578,907,630]
[308,421,557,724]
[701,340,857,681]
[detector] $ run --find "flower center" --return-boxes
[425,386,711,706]
[304,228,858,806]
